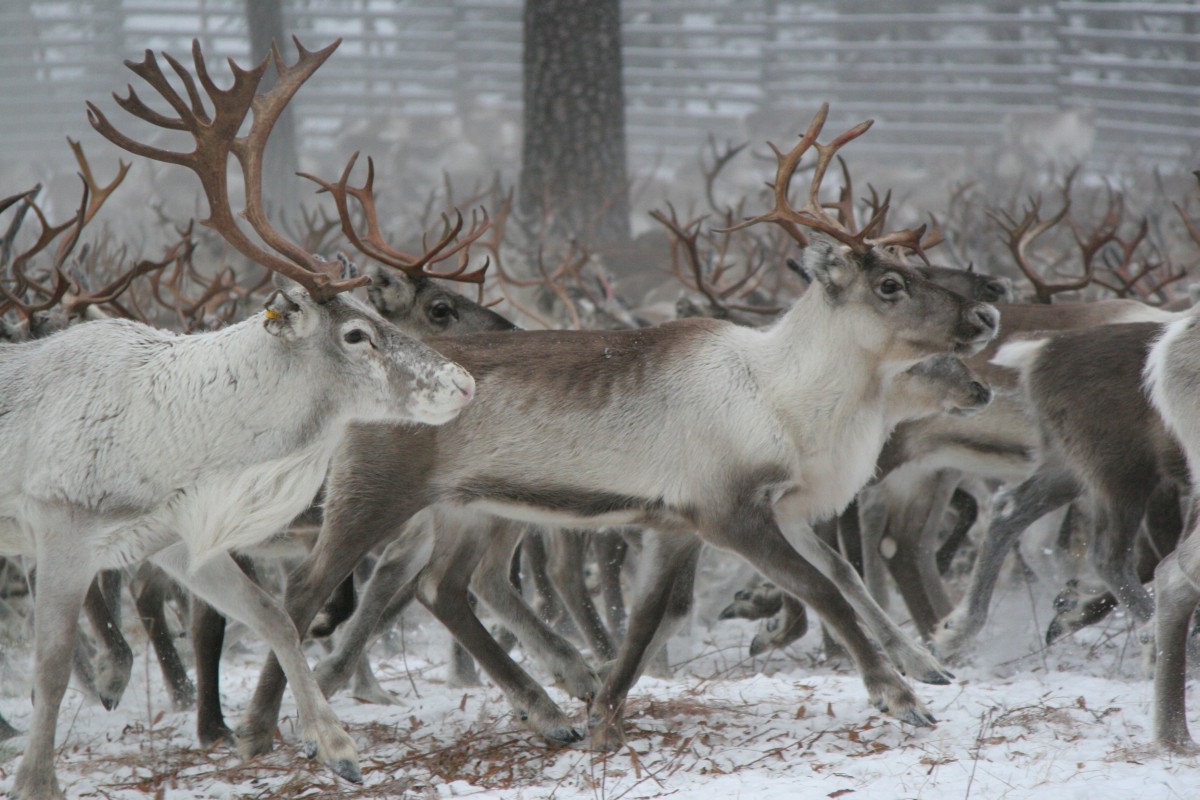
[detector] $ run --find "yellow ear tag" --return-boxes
[264,308,282,320]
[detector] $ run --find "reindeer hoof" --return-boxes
[914,667,954,685]
[330,758,363,784]
[898,706,937,727]
[585,720,625,752]
[235,724,276,759]
[546,725,585,745]
[198,721,235,748]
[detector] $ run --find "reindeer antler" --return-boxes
[722,103,932,262]
[986,171,1114,304]
[88,37,366,302]
[300,152,491,285]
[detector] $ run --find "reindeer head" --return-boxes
[364,263,515,336]
[88,38,476,428]
[731,104,999,367]
[803,239,998,363]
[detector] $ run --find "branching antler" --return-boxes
[87,37,366,301]
[300,152,491,284]
[652,204,782,319]
[701,136,749,217]
[721,103,932,262]
[985,172,1082,303]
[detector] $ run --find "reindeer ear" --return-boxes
[262,287,313,339]
[336,252,358,281]
[785,257,813,285]
[364,263,417,317]
[802,238,856,295]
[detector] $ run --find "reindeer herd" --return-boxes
[2,37,1200,799]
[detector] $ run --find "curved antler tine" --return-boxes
[3,267,70,321]
[718,104,876,253]
[52,175,90,270]
[92,38,367,302]
[0,187,39,219]
[67,138,131,227]
[808,119,873,220]
[161,50,210,123]
[12,198,78,274]
[874,224,931,266]
[306,153,490,284]
[823,155,857,233]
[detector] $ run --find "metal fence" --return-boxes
[2,0,1198,180]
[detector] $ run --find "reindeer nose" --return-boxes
[970,381,992,405]
[968,303,999,336]
[985,278,1014,303]
[450,369,475,402]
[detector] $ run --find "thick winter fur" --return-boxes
[187,269,514,744]
[933,321,1188,661]
[862,300,1181,640]
[0,284,474,800]
[1144,310,1200,750]
[239,238,999,753]
[365,264,517,336]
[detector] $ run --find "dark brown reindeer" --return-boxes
[840,173,1185,643]
[930,319,1186,660]
[237,104,999,756]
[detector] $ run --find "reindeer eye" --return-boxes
[429,301,456,322]
[880,278,905,297]
[344,329,368,345]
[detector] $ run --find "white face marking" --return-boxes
[403,362,475,425]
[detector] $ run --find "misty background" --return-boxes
[2,0,1200,300]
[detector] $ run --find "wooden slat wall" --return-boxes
[1,0,1197,179]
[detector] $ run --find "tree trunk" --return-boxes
[245,0,298,217]
[519,0,630,246]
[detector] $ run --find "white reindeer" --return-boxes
[1144,309,1200,752]
[0,39,477,800]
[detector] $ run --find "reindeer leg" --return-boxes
[192,553,256,747]
[310,575,358,639]
[546,529,617,661]
[587,532,701,751]
[314,517,433,700]
[192,599,232,747]
[471,527,600,702]
[837,500,865,576]
[932,464,1079,661]
[131,564,194,710]
[154,544,361,783]
[1154,549,1200,752]
[12,543,93,800]
[416,514,581,745]
[593,530,627,638]
[81,574,132,711]
[520,531,567,629]
[936,488,978,575]
[884,470,959,636]
[703,506,938,728]
[241,427,437,758]
[773,498,951,685]
[1089,495,1157,626]
[750,594,809,656]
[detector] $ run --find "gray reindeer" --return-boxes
[238,105,998,758]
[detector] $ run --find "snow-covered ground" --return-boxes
[0,551,1194,800]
